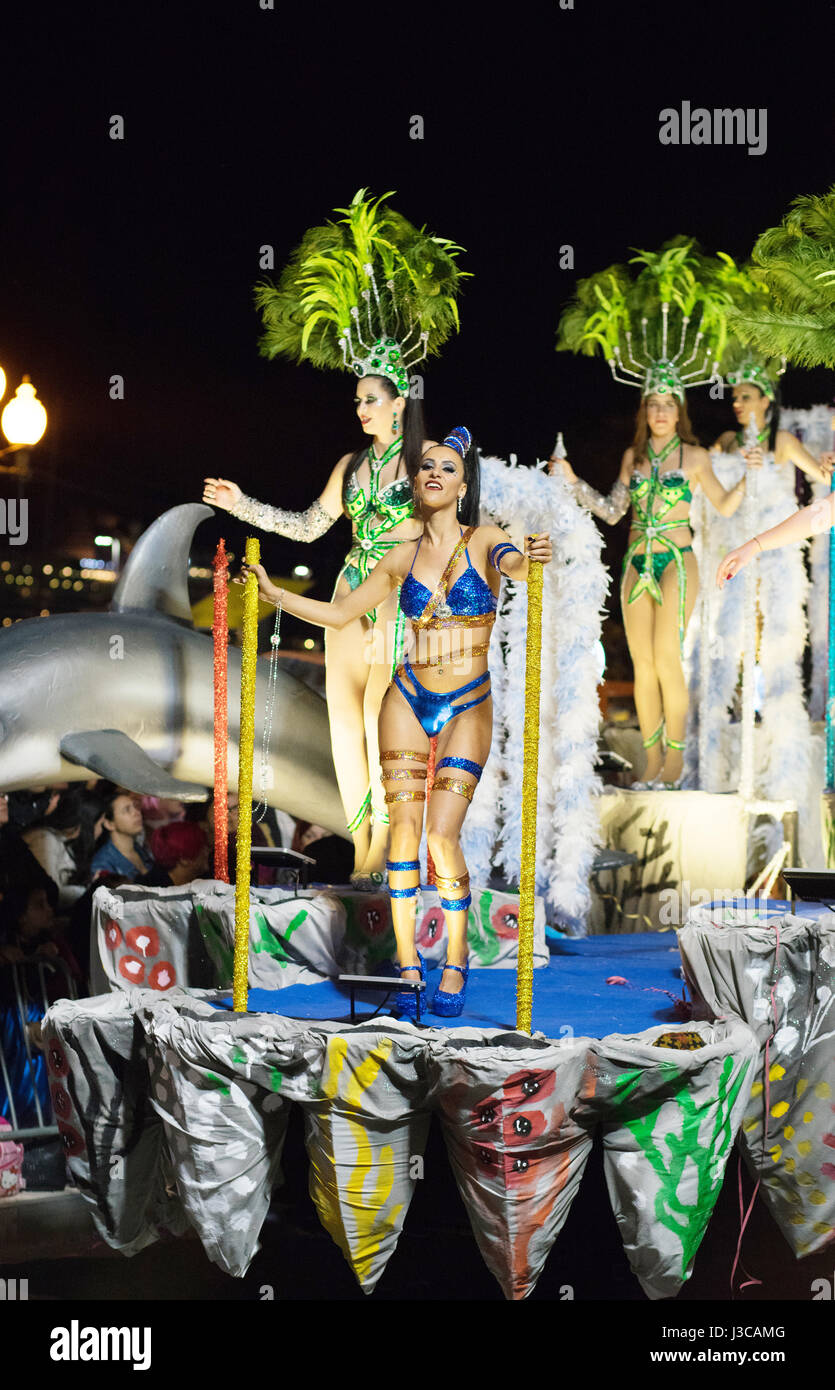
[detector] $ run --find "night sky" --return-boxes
[3,0,834,620]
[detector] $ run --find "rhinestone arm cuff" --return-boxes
[227,494,337,541]
[571,477,630,524]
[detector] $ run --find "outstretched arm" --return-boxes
[549,449,632,524]
[203,454,348,541]
[716,492,835,588]
[238,544,406,629]
[776,430,835,484]
[691,447,748,517]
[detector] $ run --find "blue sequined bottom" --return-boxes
[393,657,491,738]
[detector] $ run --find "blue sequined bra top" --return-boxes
[400,532,497,629]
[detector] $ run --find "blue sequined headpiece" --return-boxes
[442,426,472,458]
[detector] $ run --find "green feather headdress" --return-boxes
[726,185,835,369]
[718,261,784,399]
[557,238,748,400]
[254,189,469,396]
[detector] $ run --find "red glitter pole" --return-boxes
[425,735,437,885]
[212,539,230,882]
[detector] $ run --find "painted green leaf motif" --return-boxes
[252,910,289,964]
[193,904,233,985]
[623,1055,750,1274]
[467,890,499,965]
[284,910,307,942]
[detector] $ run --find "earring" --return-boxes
[392,412,399,435]
[457,495,463,516]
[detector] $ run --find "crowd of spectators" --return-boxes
[0,781,353,1152]
[0,782,301,998]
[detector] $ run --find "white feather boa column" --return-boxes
[468,457,609,932]
[780,406,834,722]
[686,447,816,860]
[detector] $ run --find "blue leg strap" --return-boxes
[436,757,483,781]
[439,893,472,912]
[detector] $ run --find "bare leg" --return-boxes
[378,683,429,982]
[655,551,699,784]
[357,588,403,878]
[621,567,663,781]
[324,587,376,871]
[427,696,493,994]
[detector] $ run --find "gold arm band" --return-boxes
[384,789,427,804]
[431,776,476,801]
[379,749,429,763]
[381,768,428,781]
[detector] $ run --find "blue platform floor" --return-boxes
[212,932,688,1037]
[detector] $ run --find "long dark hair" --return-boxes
[631,395,698,465]
[738,384,781,452]
[341,376,427,506]
[458,436,481,527]
[69,788,109,884]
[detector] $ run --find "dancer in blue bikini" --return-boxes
[240,427,552,1018]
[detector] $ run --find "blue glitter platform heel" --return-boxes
[394,952,427,1021]
[430,960,469,1018]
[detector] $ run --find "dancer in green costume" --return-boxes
[553,241,753,787]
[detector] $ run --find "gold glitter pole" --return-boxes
[233,536,259,1012]
[516,556,543,1035]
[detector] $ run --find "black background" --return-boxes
[2,0,834,605]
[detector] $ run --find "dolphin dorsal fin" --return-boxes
[111,503,214,622]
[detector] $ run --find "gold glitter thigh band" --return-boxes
[434,872,470,893]
[385,789,427,804]
[431,776,475,801]
[379,749,429,763]
[381,767,428,781]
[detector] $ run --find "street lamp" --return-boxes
[0,371,48,470]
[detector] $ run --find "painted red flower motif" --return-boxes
[148,961,176,991]
[57,1120,85,1158]
[491,902,519,939]
[417,907,445,949]
[471,1097,501,1132]
[46,1037,69,1078]
[118,956,146,984]
[503,1149,550,1193]
[821,1163,835,1181]
[503,1068,558,1108]
[503,1107,547,1147]
[356,897,388,938]
[104,921,123,951]
[50,1084,72,1121]
[822,1132,835,1150]
[126,925,160,958]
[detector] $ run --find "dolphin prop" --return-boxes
[0,504,345,834]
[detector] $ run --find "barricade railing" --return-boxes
[0,954,77,1141]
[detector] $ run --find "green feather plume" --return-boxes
[557,237,751,370]
[727,186,835,368]
[255,189,469,371]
